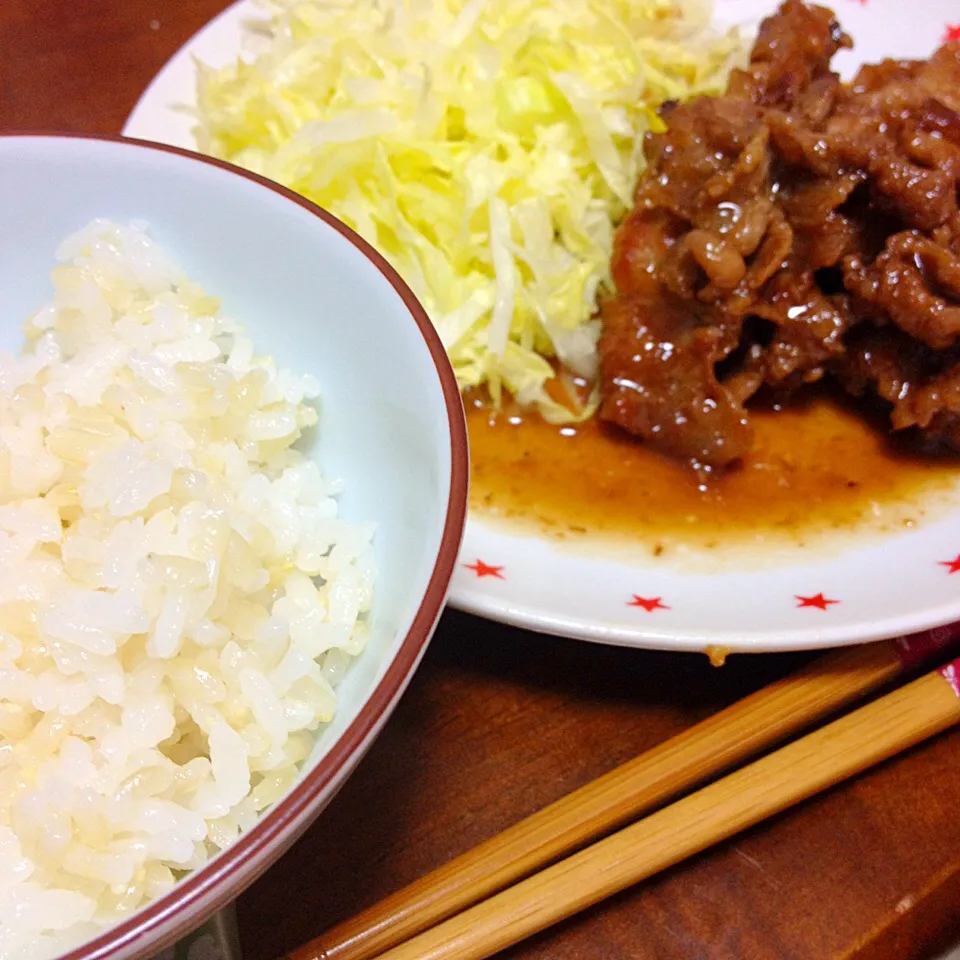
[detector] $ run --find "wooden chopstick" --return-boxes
[368,656,960,960]
[289,628,959,960]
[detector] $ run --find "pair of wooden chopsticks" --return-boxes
[285,629,960,960]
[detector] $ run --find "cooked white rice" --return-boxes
[0,220,374,958]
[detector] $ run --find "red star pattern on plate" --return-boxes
[628,595,670,612]
[939,554,960,574]
[945,24,960,42]
[796,593,840,611]
[463,559,505,579]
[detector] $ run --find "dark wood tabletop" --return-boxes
[5,3,960,958]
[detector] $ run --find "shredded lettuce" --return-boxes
[194,0,741,420]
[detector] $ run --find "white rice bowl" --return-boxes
[0,220,374,959]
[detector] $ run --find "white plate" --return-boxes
[124,0,960,653]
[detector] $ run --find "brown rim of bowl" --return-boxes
[0,131,469,960]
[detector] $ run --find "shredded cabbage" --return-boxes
[194,0,741,420]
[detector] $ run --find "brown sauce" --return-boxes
[467,386,960,566]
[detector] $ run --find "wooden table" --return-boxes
[4,3,960,958]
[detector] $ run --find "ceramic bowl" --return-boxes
[0,133,468,960]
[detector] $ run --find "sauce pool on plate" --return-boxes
[466,386,960,562]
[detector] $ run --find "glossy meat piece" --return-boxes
[844,231,960,350]
[838,326,960,446]
[599,294,751,467]
[836,326,929,416]
[725,0,850,107]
